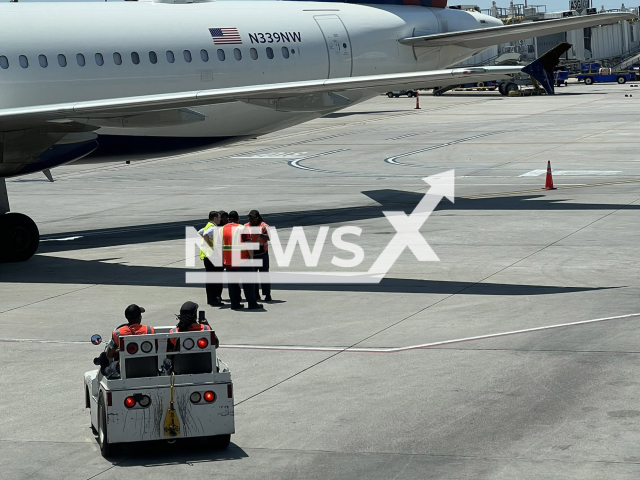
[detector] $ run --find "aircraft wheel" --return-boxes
[0,212,39,263]
[505,82,519,94]
[386,92,394,98]
[617,76,626,84]
[207,434,231,449]
[585,77,594,85]
[498,83,507,95]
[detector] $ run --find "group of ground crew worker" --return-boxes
[198,209,271,310]
[96,210,271,378]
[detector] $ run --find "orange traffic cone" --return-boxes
[544,161,556,190]
[414,90,421,110]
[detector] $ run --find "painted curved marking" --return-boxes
[385,131,506,167]
[288,149,426,177]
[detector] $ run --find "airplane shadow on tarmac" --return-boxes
[0,189,630,294]
[103,438,248,467]
[0,253,616,295]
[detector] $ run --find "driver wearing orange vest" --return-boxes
[106,304,155,361]
[168,301,218,350]
[222,211,262,310]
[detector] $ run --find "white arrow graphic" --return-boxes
[186,170,454,284]
[367,170,454,275]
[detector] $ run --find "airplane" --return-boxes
[0,0,633,262]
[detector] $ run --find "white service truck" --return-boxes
[84,327,235,457]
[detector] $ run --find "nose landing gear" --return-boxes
[0,178,40,263]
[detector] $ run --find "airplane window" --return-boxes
[184,50,192,63]
[266,47,274,59]
[76,53,85,67]
[281,47,289,59]
[19,55,29,68]
[131,52,140,65]
[95,53,104,66]
[250,48,258,60]
[38,55,48,68]
[167,50,175,63]
[58,54,67,67]
[217,49,225,61]
[113,52,122,65]
[200,49,209,62]
[149,51,158,64]
[234,48,242,61]
[0,56,8,69]
[291,49,296,55]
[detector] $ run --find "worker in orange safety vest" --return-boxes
[246,209,272,302]
[222,211,262,310]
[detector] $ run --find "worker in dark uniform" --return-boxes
[219,210,229,227]
[246,209,272,301]
[199,211,223,306]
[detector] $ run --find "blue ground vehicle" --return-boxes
[554,70,569,86]
[576,70,636,85]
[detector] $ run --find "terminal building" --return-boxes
[457,1,640,69]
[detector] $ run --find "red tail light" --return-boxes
[124,396,136,408]
[203,391,215,403]
[126,342,138,355]
[197,338,208,349]
[107,392,112,407]
[227,384,233,398]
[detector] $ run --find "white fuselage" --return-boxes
[0,1,500,140]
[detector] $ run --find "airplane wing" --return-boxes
[0,65,529,177]
[399,12,636,49]
[0,65,523,127]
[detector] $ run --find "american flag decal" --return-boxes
[209,28,242,45]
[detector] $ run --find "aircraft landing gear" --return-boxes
[0,178,40,263]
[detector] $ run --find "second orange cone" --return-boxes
[544,161,556,190]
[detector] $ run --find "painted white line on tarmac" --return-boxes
[2,312,638,351]
[520,170,622,177]
[219,312,640,354]
[40,236,84,242]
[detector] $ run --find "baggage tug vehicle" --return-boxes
[84,327,234,456]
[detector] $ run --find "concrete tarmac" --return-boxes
[2,82,640,479]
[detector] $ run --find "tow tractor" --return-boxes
[575,67,637,85]
[84,327,234,457]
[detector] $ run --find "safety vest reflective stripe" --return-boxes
[222,223,248,265]
[200,222,214,261]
